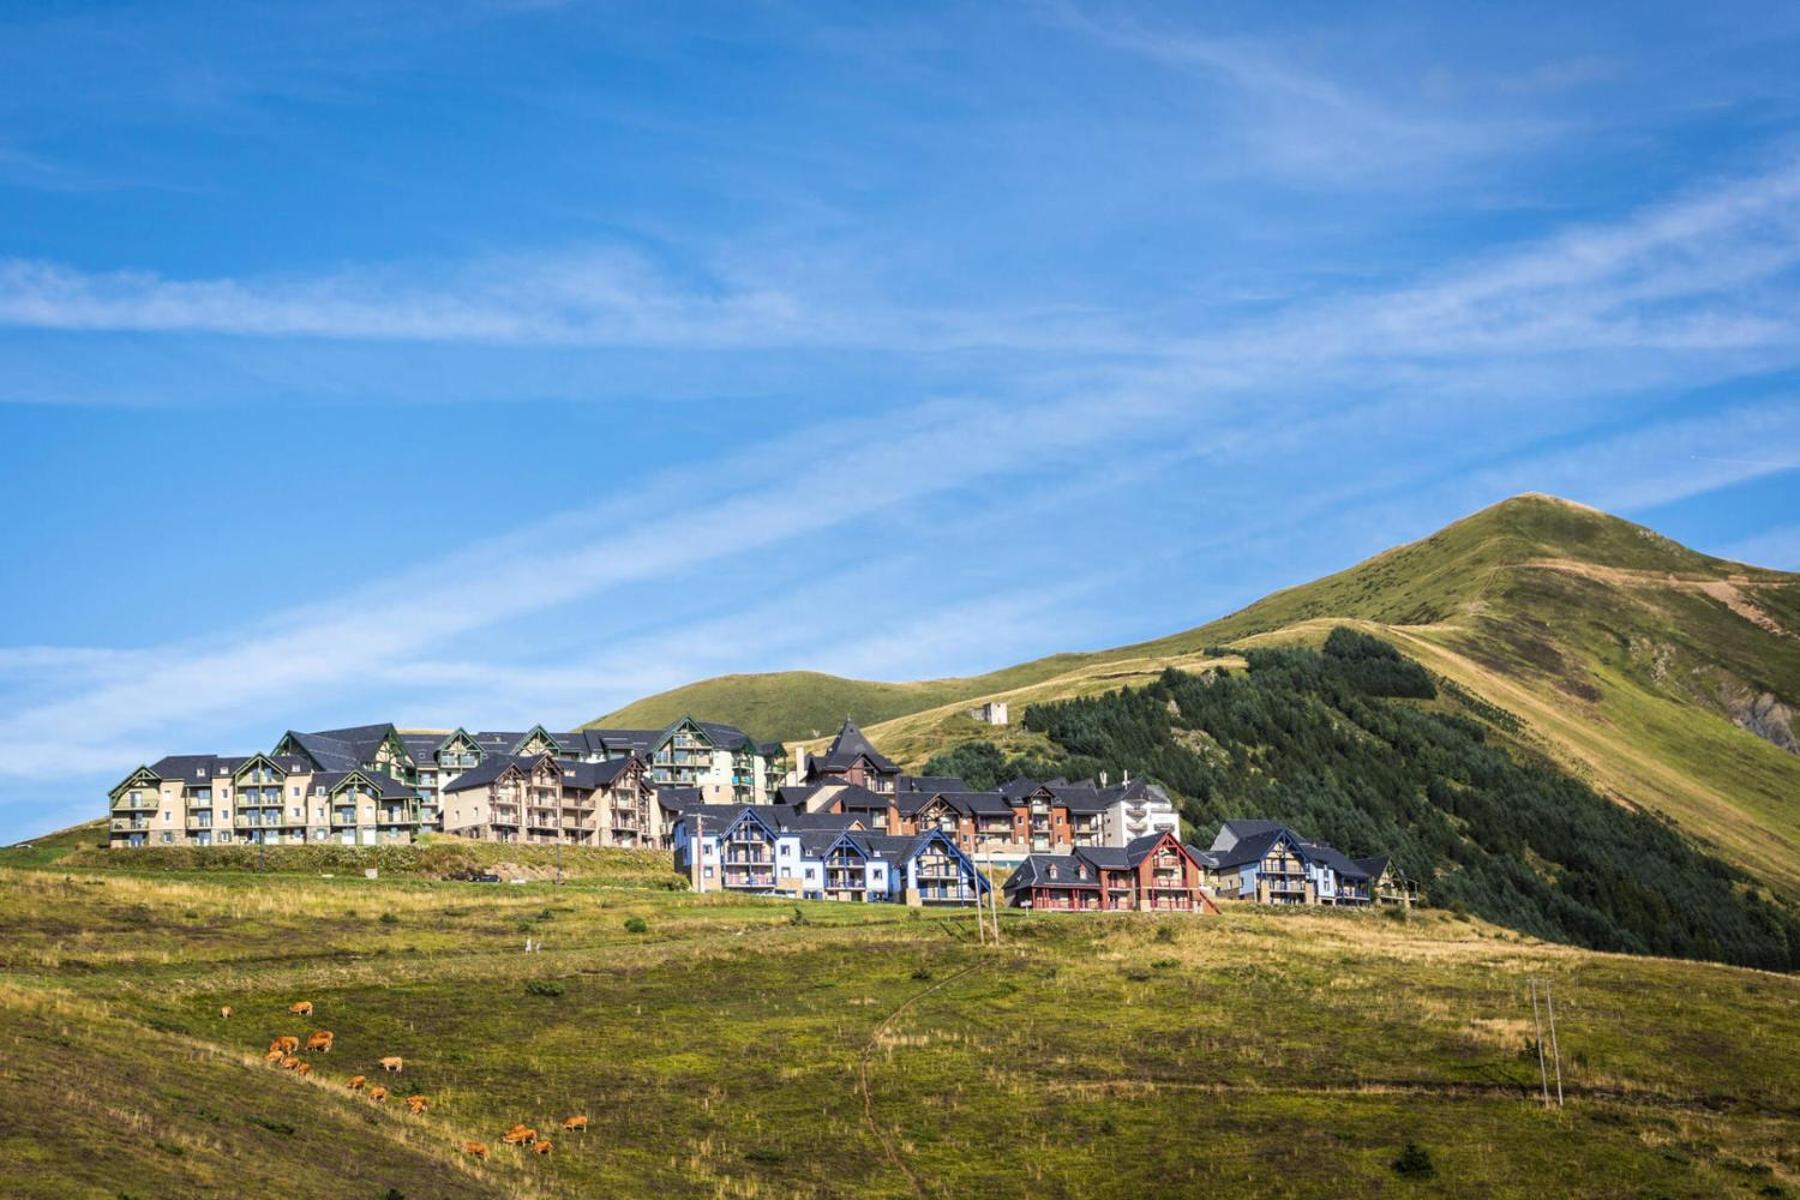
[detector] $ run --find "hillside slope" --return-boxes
[599,495,1800,896]
[3,862,1797,1198]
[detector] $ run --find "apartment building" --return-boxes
[665,802,989,905]
[439,752,659,846]
[1191,820,1413,907]
[108,751,419,848]
[1001,833,1219,913]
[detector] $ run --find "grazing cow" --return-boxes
[264,1049,285,1065]
[305,1030,334,1053]
[289,1001,314,1017]
[219,1005,232,1019]
[280,1055,301,1071]
[500,1125,537,1146]
[368,1086,388,1102]
[561,1115,588,1133]
[347,1075,366,1091]
[270,1036,300,1055]
[379,1056,403,1073]
[532,1139,553,1156]
[462,1140,489,1161]
[295,1062,313,1076]
[406,1094,428,1115]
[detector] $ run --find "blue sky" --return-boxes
[3,1,1799,841]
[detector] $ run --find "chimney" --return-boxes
[1099,770,1109,787]
[1122,769,1129,784]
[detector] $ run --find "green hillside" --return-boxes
[3,859,1797,1198]
[597,495,1800,896]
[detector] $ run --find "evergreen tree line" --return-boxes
[933,628,1797,970]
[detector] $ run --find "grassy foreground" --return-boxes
[1,855,1795,1199]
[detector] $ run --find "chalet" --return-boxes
[1001,833,1218,913]
[799,719,903,793]
[1192,820,1407,907]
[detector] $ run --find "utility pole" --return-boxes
[693,812,705,895]
[1530,978,1551,1109]
[555,834,563,888]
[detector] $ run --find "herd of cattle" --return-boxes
[223,999,588,1164]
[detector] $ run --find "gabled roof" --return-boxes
[559,756,639,790]
[1206,826,1300,870]
[1211,818,1287,852]
[441,754,533,794]
[276,731,363,773]
[1353,855,1392,880]
[897,775,969,794]
[815,719,900,775]
[1302,842,1372,882]
[1003,853,1100,891]
[310,769,414,799]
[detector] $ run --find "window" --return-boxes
[160,832,173,844]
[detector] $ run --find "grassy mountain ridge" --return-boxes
[594,495,1800,896]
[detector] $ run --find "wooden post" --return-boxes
[1546,981,1564,1108]
[1530,978,1550,1108]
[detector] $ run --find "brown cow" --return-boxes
[500,1125,537,1146]
[531,1139,553,1156]
[280,1055,301,1071]
[462,1140,489,1161]
[368,1085,388,1102]
[304,1030,334,1053]
[561,1115,588,1133]
[264,1048,285,1065]
[347,1075,366,1091]
[289,1001,314,1017]
[405,1094,428,1115]
[219,1005,232,1019]
[269,1036,299,1055]
[295,1062,313,1076]
[379,1056,404,1073]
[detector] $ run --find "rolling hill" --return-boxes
[593,494,1800,896]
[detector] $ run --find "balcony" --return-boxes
[722,869,775,888]
[185,816,214,830]
[110,817,149,832]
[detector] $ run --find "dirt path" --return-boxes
[856,958,995,1194]
[1522,558,1795,638]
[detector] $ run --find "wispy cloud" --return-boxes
[1043,2,1549,184]
[0,250,1145,355]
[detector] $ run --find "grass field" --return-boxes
[2,847,1796,1199]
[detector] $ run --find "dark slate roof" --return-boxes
[756,741,784,757]
[1185,843,1222,869]
[1206,827,1295,870]
[1048,784,1109,814]
[823,784,893,812]
[816,719,900,774]
[1125,832,1175,860]
[1353,855,1391,879]
[282,731,363,773]
[580,728,661,756]
[400,733,452,762]
[1003,854,1100,891]
[1213,818,1287,851]
[148,754,225,780]
[897,790,1013,818]
[897,775,969,794]
[998,777,1046,801]
[310,770,414,799]
[441,754,533,794]
[654,787,707,814]
[559,757,637,790]
[1301,841,1372,882]
[1076,845,1133,870]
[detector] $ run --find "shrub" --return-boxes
[1154,924,1177,944]
[1392,1142,1436,1180]
[624,916,648,934]
[524,980,564,998]
[789,907,809,926]
[910,967,933,982]
[378,912,399,925]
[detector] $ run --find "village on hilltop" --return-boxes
[106,715,1416,913]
